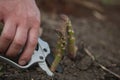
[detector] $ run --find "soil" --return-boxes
[0,2,120,80]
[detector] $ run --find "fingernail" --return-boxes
[19,60,26,65]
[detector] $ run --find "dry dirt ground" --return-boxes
[0,5,120,80]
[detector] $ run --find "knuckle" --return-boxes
[28,15,40,25]
[2,33,13,41]
[13,40,24,48]
[29,38,37,47]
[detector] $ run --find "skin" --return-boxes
[0,0,40,65]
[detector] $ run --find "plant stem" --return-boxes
[65,15,77,60]
[50,15,67,72]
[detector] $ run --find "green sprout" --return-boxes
[50,14,77,72]
[50,15,67,72]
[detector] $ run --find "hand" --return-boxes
[0,0,40,65]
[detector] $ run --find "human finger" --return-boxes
[18,26,39,65]
[6,24,28,57]
[0,19,17,53]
